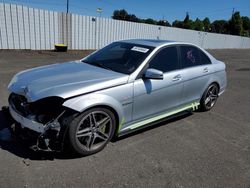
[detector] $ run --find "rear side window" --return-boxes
[149,47,179,73]
[180,46,201,68]
[180,45,211,68]
[200,51,212,65]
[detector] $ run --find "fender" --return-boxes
[198,71,226,100]
[63,93,124,124]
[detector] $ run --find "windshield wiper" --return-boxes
[83,60,112,71]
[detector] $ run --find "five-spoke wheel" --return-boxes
[67,108,116,156]
[200,83,219,111]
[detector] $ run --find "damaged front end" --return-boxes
[8,93,75,151]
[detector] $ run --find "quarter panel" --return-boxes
[209,61,227,94]
[181,61,226,104]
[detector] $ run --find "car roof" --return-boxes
[119,39,216,62]
[120,39,178,47]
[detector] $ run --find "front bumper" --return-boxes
[8,98,64,151]
[9,104,45,133]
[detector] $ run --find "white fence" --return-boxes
[0,3,250,50]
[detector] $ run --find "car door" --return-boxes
[180,45,213,104]
[132,46,184,122]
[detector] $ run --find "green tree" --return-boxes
[183,13,192,29]
[172,20,183,28]
[194,18,204,31]
[241,16,250,36]
[126,14,140,22]
[242,16,250,30]
[157,20,171,27]
[143,18,157,25]
[112,9,128,20]
[203,17,211,31]
[228,11,243,35]
[112,9,249,36]
[112,9,171,26]
[211,20,229,34]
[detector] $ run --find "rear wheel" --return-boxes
[200,83,219,111]
[67,107,116,156]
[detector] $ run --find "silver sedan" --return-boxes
[7,39,227,156]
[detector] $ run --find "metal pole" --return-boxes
[231,8,235,17]
[66,0,69,47]
[99,12,101,49]
[96,8,103,49]
[67,0,69,13]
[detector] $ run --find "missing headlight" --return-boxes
[30,97,65,124]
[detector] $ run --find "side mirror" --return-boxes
[143,68,163,80]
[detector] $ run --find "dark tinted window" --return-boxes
[82,42,154,74]
[200,51,212,65]
[149,47,179,72]
[181,45,211,68]
[180,46,201,68]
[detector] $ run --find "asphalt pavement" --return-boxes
[0,49,250,188]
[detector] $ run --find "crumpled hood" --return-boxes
[8,61,128,102]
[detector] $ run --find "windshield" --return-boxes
[82,42,154,74]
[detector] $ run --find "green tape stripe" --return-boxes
[122,102,200,131]
[117,117,125,135]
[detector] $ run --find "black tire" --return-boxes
[199,83,219,111]
[66,107,116,156]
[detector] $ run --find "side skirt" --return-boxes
[118,101,200,136]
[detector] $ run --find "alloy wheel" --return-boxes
[204,85,219,108]
[75,111,112,151]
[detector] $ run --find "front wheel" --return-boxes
[66,107,116,156]
[199,83,219,111]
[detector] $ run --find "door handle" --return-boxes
[172,74,182,81]
[203,67,209,73]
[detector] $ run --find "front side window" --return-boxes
[148,46,179,72]
[82,42,154,74]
